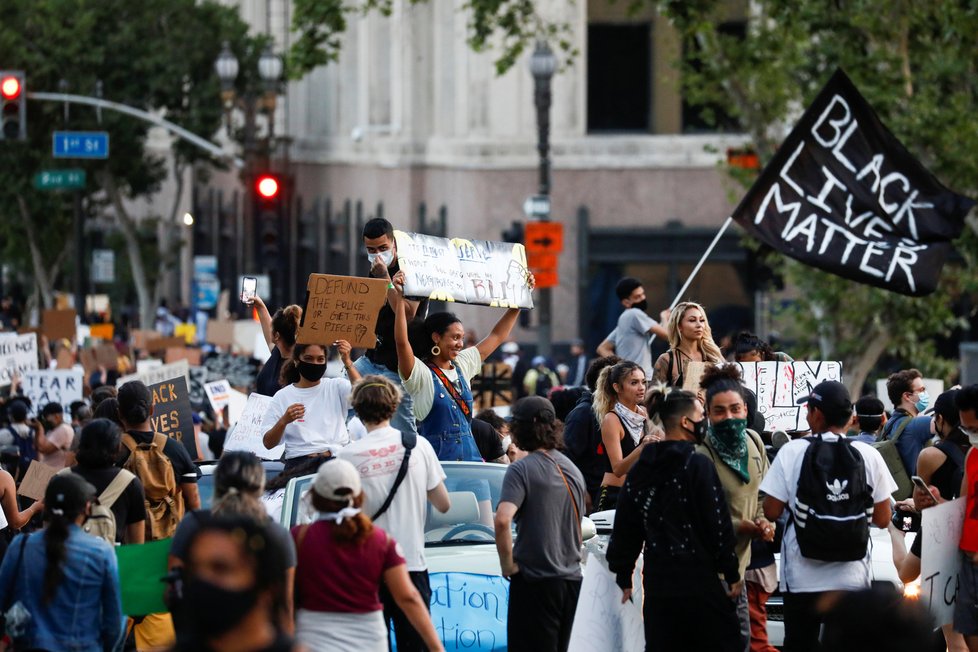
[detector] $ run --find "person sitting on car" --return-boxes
[169,451,297,638]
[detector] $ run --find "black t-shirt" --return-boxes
[471,418,505,462]
[119,430,200,485]
[911,531,922,558]
[256,347,285,397]
[71,466,148,543]
[366,261,429,373]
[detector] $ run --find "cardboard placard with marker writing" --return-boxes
[297,274,390,349]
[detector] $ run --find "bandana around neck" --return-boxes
[707,418,750,483]
[614,402,647,446]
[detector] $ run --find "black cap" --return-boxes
[511,396,556,424]
[797,380,852,415]
[45,473,96,515]
[118,380,152,412]
[7,400,27,422]
[40,402,64,417]
[615,277,642,301]
[933,389,961,426]
[854,396,885,418]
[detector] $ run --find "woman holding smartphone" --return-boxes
[261,341,361,472]
[242,282,303,397]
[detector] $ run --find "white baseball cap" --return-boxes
[312,459,362,502]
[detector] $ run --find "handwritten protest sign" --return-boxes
[118,359,190,388]
[395,231,534,308]
[165,347,202,365]
[921,497,965,627]
[731,69,973,297]
[206,320,235,347]
[679,361,841,432]
[428,573,509,651]
[96,344,120,370]
[147,375,197,459]
[18,461,58,501]
[223,393,284,459]
[42,308,76,342]
[0,333,38,387]
[296,274,389,349]
[568,555,644,652]
[22,370,83,419]
[144,336,185,354]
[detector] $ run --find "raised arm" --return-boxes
[390,277,417,380]
[476,308,521,362]
[251,295,274,348]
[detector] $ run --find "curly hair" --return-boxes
[699,363,747,408]
[510,413,563,452]
[351,375,402,424]
[666,302,724,363]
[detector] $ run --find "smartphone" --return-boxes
[911,475,930,492]
[240,276,258,304]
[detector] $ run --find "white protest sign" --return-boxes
[136,359,163,374]
[204,379,231,414]
[395,230,534,308]
[22,370,83,419]
[228,388,248,426]
[738,361,843,432]
[568,554,645,652]
[223,393,283,459]
[921,497,966,627]
[117,359,190,387]
[0,333,38,387]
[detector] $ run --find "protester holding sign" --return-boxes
[261,340,360,471]
[356,218,429,437]
[591,361,657,512]
[0,473,124,652]
[390,272,527,463]
[652,301,724,388]
[607,387,743,651]
[248,294,302,398]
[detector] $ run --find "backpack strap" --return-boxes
[372,432,417,520]
[99,469,136,509]
[881,414,914,444]
[152,433,170,450]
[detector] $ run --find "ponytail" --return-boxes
[43,512,77,604]
[592,361,642,421]
[310,492,373,545]
[645,386,698,429]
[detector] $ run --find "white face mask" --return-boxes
[501,436,512,451]
[968,431,978,449]
[367,250,394,267]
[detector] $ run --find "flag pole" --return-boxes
[650,216,734,345]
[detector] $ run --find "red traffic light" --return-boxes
[256,175,279,199]
[0,76,21,100]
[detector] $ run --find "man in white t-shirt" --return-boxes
[338,376,450,652]
[760,381,895,652]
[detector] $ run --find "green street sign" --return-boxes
[34,169,86,190]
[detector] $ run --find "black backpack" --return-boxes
[792,435,874,562]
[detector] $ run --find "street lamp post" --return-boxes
[530,41,556,358]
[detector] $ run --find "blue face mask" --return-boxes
[915,390,930,413]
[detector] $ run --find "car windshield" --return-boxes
[425,462,507,547]
[198,463,283,510]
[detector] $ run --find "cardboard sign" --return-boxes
[0,333,39,387]
[223,393,284,459]
[429,573,511,652]
[22,370,83,419]
[42,308,76,342]
[204,379,231,414]
[118,359,190,388]
[233,320,263,355]
[144,336,185,354]
[682,361,709,393]
[395,230,534,308]
[921,497,966,627]
[206,320,235,347]
[296,274,389,349]
[79,348,99,373]
[17,460,58,501]
[147,375,197,459]
[55,349,74,370]
[96,343,120,370]
[568,556,645,652]
[130,329,157,350]
[165,347,202,365]
[89,323,114,340]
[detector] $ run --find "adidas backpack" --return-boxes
[792,434,874,562]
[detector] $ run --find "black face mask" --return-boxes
[685,418,709,445]
[181,577,258,640]
[631,299,648,312]
[297,360,327,382]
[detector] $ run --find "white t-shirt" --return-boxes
[338,425,446,571]
[400,348,483,422]
[759,433,897,593]
[260,380,353,459]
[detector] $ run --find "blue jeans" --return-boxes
[353,356,418,436]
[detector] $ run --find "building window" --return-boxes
[587,23,652,133]
[681,21,746,133]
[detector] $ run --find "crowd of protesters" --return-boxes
[0,240,970,652]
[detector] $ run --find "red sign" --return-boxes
[525,221,563,255]
[527,252,558,289]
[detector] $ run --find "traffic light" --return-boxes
[0,71,26,141]
[254,173,282,260]
[501,221,524,244]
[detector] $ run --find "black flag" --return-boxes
[731,69,974,296]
